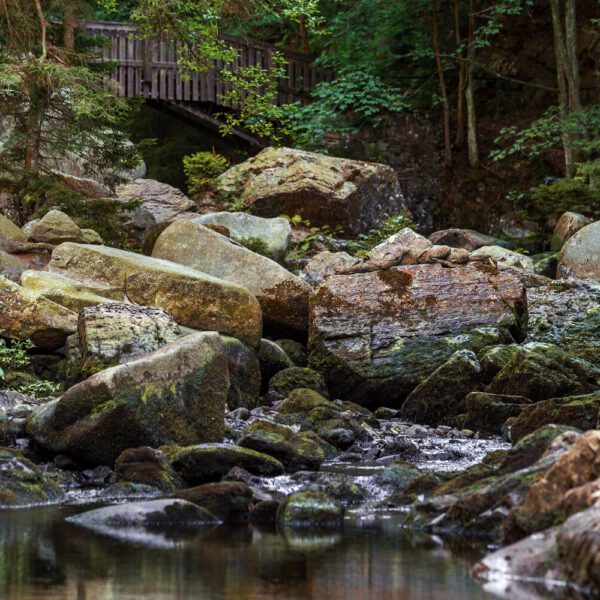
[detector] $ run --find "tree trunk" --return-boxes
[24,102,45,171]
[32,0,48,60]
[564,0,581,111]
[466,0,479,167]
[63,1,77,50]
[299,15,309,54]
[454,0,467,147]
[432,0,452,166]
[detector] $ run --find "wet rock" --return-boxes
[67,499,218,532]
[302,251,361,286]
[509,391,600,443]
[275,339,308,366]
[400,350,482,426]
[152,220,310,337]
[174,481,253,523]
[472,246,534,271]
[25,210,96,245]
[250,500,280,524]
[258,339,294,384]
[0,276,77,350]
[0,447,64,507]
[113,447,184,493]
[194,212,291,261]
[487,342,600,401]
[463,392,532,435]
[221,336,261,410]
[20,270,124,312]
[551,211,592,252]
[49,243,262,348]
[267,367,329,402]
[558,220,600,282]
[216,146,408,234]
[237,419,325,472]
[27,332,228,465]
[428,228,512,251]
[76,303,182,375]
[308,263,526,406]
[276,388,337,416]
[506,430,600,540]
[162,442,284,484]
[379,461,423,489]
[277,491,344,529]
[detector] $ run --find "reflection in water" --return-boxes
[0,506,505,600]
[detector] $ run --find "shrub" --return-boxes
[528,179,600,223]
[183,151,229,195]
[239,236,270,257]
[347,213,416,256]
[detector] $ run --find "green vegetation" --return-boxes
[347,214,417,257]
[183,151,229,195]
[238,236,270,257]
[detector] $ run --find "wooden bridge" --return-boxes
[83,21,328,111]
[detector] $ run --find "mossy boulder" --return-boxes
[0,276,77,350]
[20,270,124,313]
[113,446,184,493]
[26,210,94,245]
[531,252,558,278]
[400,350,482,425]
[174,481,254,523]
[237,419,325,472]
[277,491,344,529]
[0,447,64,507]
[379,461,423,489]
[48,243,262,348]
[487,342,600,401]
[258,339,293,385]
[274,339,308,366]
[463,392,532,435]
[276,388,336,416]
[309,263,526,407]
[0,214,26,242]
[220,336,261,410]
[509,392,600,443]
[162,442,284,484]
[152,220,311,337]
[27,332,229,466]
[267,367,329,401]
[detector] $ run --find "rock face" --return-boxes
[558,220,600,281]
[115,179,198,244]
[0,276,77,350]
[20,270,124,313]
[49,243,262,348]
[152,220,310,337]
[76,303,182,374]
[309,263,527,406]
[216,147,408,234]
[27,332,229,465]
[551,211,591,251]
[194,212,291,261]
[472,246,535,271]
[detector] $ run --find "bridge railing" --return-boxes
[82,21,330,107]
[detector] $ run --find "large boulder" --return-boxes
[277,491,344,529]
[0,214,26,243]
[220,336,261,409]
[76,303,182,375]
[551,211,592,252]
[558,220,600,282]
[0,276,77,350]
[216,147,408,234]
[20,270,124,313]
[25,210,96,245]
[194,212,291,261]
[27,332,229,465]
[48,243,262,348]
[309,263,527,406]
[472,246,535,272]
[115,179,198,245]
[152,220,310,337]
[0,249,28,282]
[428,228,512,251]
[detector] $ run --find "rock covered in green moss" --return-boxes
[26,210,98,245]
[463,392,532,435]
[113,446,184,493]
[237,419,325,472]
[0,447,64,507]
[267,367,329,401]
[277,491,344,528]
[27,332,229,466]
[0,275,77,350]
[220,336,261,410]
[487,342,600,401]
[48,243,262,348]
[400,350,482,425]
[258,339,294,384]
[274,339,308,366]
[509,392,600,443]
[276,388,336,415]
[531,252,558,277]
[174,481,253,523]
[152,220,311,337]
[162,442,284,484]
[309,263,526,407]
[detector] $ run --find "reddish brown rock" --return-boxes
[551,212,591,252]
[308,263,527,406]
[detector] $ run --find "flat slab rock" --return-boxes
[308,263,526,406]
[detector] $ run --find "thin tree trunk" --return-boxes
[299,15,309,54]
[24,102,45,171]
[432,0,452,166]
[454,0,467,147]
[466,0,479,167]
[63,1,77,50]
[549,0,575,177]
[565,0,581,110]
[32,0,47,60]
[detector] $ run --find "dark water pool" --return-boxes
[0,505,502,600]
